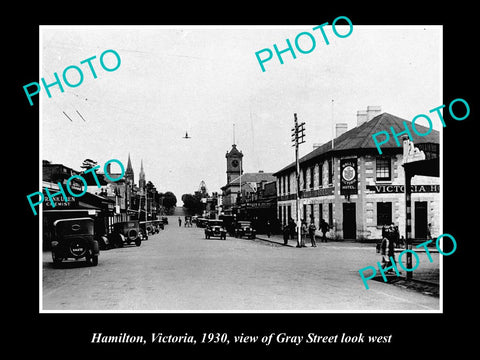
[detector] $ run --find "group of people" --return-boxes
[282,217,330,247]
[378,223,401,273]
[178,216,193,227]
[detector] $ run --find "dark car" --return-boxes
[51,217,99,266]
[162,216,168,224]
[151,219,164,232]
[109,220,142,248]
[234,221,256,239]
[219,214,235,235]
[205,219,227,240]
[139,221,157,239]
[196,218,208,228]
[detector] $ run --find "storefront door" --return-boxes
[415,201,428,238]
[343,203,356,240]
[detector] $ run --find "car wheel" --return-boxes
[91,254,98,266]
[52,252,62,266]
[135,239,141,246]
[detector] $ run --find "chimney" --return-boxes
[336,123,348,138]
[357,110,368,126]
[258,170,264,173]
[366,105,381,121]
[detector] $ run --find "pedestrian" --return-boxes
[319,218,330,242]
[308,220,317,247]
[299,219,307,248]
[178,216,182,227]
[266,220,271,238]
[381,225,399,274]
[380,235,390,269]
[282,224,289,245]
[288,217,296,240]
[391,222,400,247]
[427,223,432,240]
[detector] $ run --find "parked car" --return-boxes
[219,214,235,236]
[152,219,164,232]
[139,221,156,238]
[196,218,208,228]
[162,216,168,224]
[109,220,142,248]
[234,221,256,239]
[205,219,227,240]
[51,217,99,266]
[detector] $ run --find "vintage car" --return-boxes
[51,217,99,266]
[204,219,227,240]
[196,218,208,228]
[109,220,142,247]
[162,216,169,224]
[219,214,235,236]
[234,221,257,239]
[151,219,164,232]
[139,221,155,239]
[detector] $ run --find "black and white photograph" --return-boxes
[38,24,443,312]
[12,6,476,355]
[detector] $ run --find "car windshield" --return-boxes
[209,221,223,226]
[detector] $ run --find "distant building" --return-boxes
[273,107,440,241]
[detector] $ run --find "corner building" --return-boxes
[273,108,440,241]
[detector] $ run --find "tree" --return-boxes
[162,191,177,214]
[181,193,204,215]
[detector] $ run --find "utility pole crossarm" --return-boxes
[291,113,305,247]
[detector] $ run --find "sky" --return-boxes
[40,25,442,201]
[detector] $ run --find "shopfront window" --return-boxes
[376,157,391,181]
[302,168,307,190]
[328,159,333,184]
[310,167,314,189]
[377,202,392,226]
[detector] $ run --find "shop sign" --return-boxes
[340,158,357,195]
[366,184,439,193]
[302,187,334,198]
[44,193,76,208]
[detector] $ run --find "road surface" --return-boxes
[42,216,440,311]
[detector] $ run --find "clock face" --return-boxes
[231,159,239,168]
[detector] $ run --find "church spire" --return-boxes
[139,159,146,191]
[125,153,134,185]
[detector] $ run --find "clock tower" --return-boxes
[226,144,243,184]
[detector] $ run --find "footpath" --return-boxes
[254,233,440,297]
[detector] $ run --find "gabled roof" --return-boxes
[226,144,243,158]
[222,172,276,190]
[229,172,276,185]
[274,112,439,175]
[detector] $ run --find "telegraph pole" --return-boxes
[291,113,305,247]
